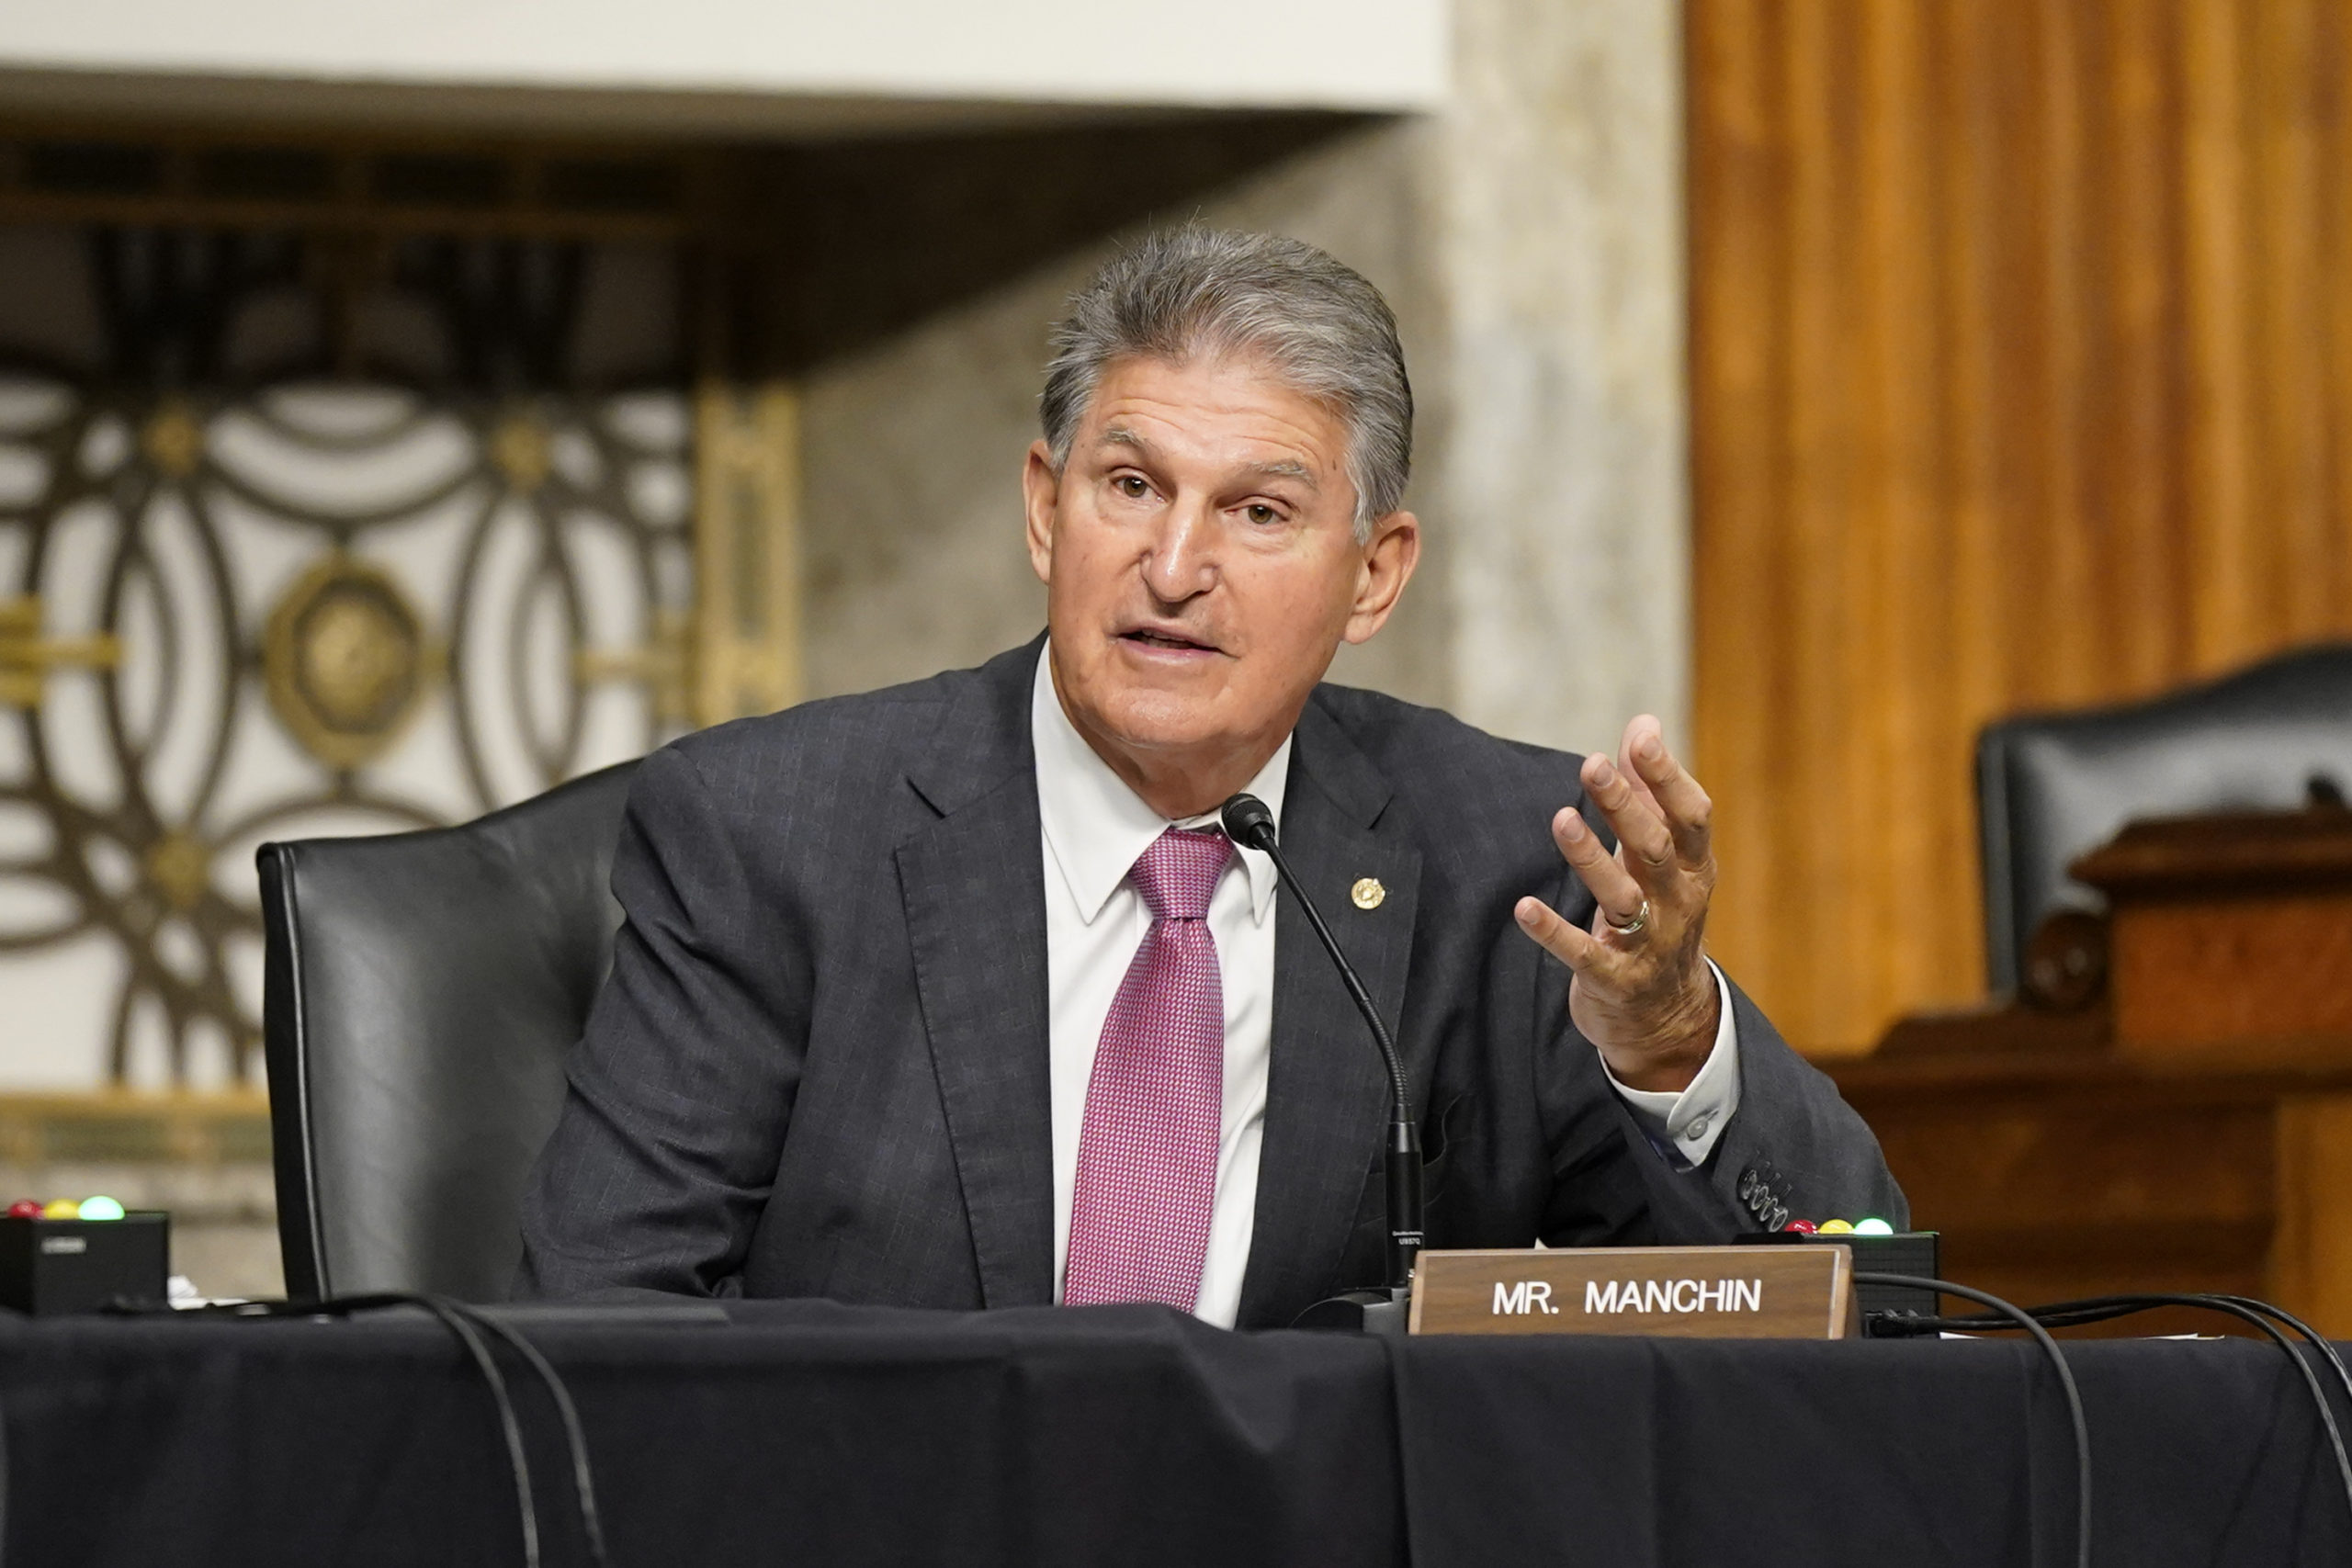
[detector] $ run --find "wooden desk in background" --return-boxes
[1829,806,2352,1335]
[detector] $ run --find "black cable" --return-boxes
[412,1297,542,1568]
[441,1303,610,1568]
[1218,797,1411,1115]
[1856,1272,2091,1568]
[1220,793,1423,1292]
[1901,1291,2352,1534]
[2116,1296,2349,1515]
[2213,1292,2352,1529]
[2211,1295,2352,1417]
[154,1292,572,1567]
[2179,1298,2352,1521]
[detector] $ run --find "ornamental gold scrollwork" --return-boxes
[0,597,120,710]
[691,382,802,725]
[491,411,551,492]
[0,224,703,1086]
[140,400,204,480]
[574,609,694,729]
[576,383,803,729]
[262,558,441,772]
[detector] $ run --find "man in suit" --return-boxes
[519,227,1904,1327]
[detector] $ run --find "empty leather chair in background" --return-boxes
[259,760,639,1302]
[1976,643,2352,997]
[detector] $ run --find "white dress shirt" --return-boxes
[1031,645,1740,1328]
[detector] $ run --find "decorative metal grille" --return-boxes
[0,223,695,1087]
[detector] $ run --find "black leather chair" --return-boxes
[259,761,639,1302]
[1976,643,2352,996]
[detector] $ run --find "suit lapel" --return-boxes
[1237,698,1422,1326]
[897,640,1056,1308]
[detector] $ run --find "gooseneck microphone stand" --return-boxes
[1220,793,1423,1331]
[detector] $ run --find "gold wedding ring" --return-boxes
[1607,897,1651,938]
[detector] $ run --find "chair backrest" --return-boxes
[1975,643,2352,996]
[259,760,639,1302]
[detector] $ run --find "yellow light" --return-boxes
[40,1199,79,1220]
[1816,1218,1854,1235]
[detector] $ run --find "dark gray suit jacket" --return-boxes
[518,638,1905,1326]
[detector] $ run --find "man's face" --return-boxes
[1023,351,1418,812]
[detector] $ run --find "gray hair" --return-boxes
[1040,227,1413,540]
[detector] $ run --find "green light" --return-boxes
[77,1196,124,1222]
[1853,1217,1894,1236]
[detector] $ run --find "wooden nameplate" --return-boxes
[1408,1245,1861,1338]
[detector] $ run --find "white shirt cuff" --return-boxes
[1603,960,1741,1168]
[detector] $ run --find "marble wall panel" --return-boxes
[795,0,1689,761]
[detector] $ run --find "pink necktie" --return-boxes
[1063,827,1234,1310]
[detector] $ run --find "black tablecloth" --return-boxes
[2,1300,2344,1566]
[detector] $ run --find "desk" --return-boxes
[1836,807,2352,1332]
[2,1300,2345,1566]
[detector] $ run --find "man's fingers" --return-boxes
[1623,716,1713,867]
[1617,716,1668,816]
[1578,752,1677,874]
[1515,896,1606,975]
[1552,807,1645,925]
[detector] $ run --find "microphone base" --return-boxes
[1290,1288,1408,1336]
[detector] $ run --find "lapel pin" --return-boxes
[1351,877,1385,910]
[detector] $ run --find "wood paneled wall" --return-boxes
[1690,0,2352,1053]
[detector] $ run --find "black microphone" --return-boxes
[1220,793,1424,1300]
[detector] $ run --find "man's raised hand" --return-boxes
[1512,715,1721,1093]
